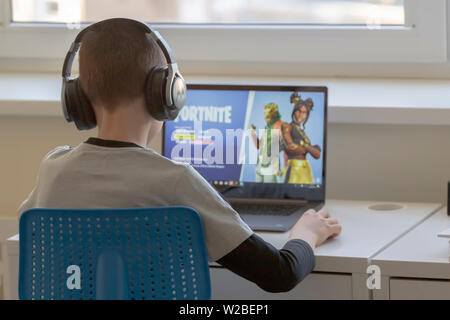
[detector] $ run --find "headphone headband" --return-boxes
[62,18,175,79]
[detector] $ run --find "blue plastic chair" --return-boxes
[19,207,211,300]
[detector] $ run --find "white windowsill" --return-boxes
[1,73,450,126]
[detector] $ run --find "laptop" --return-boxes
[163,84,328,232]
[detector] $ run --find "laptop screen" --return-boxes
[163,84,327,201]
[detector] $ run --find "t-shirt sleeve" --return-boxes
[217,234,315,293]
[17,146,72,219]
[173,164,254,261]
[17,189,37,219]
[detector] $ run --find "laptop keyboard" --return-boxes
[231,203,303,216]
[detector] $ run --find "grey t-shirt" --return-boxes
[18,141,254,261]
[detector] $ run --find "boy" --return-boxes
[18,19,342,293]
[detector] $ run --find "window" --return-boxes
[0,0,448,75]
[11,0,405,26]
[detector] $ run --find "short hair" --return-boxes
[79,19,166,109]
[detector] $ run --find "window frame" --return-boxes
[0,0,448,73]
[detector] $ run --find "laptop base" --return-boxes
[239,202,324,232]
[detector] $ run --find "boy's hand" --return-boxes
[288,208,342,250]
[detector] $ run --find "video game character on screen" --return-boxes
[249,103,286,183]
[281,92,322,184]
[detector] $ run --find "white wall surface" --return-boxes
[1,115,448,220]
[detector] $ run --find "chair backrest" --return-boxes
[19,207,211,300]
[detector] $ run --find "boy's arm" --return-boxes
[174,164,315,292]
[216,233,315,293]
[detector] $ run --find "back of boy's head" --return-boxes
[79,19,166,110]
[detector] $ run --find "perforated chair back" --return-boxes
[19,207,211,300]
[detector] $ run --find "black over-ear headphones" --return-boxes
[61,18,187,131]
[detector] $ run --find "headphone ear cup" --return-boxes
[75,80,97,130]
[145,66,168,121]
[64,79,81,125]
[65,79,97,130]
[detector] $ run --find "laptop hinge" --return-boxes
[227,198,309,205]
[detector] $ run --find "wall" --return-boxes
[326,123,450,204]
[0,115,449,221]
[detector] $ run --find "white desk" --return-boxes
[372,208,450,300]
[4,200,442,300]
[210,200,442,300]
[4,234,18,301]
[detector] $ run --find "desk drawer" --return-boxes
[5,253,18,300]
[210,268,353,300]
[390,278,450,300]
